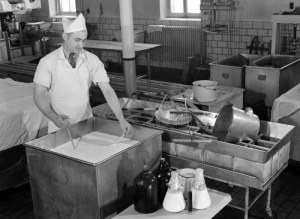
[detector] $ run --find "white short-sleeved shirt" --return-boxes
[33,46,109,90]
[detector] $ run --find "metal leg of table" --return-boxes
[244,187,249,219]
[265,184,273,217]
[227,187,250,219]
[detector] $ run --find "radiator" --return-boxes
[147,25,205,62]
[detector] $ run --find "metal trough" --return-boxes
[245,54,300,107]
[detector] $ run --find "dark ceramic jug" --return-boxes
[133,165,158,213]
[156,158,172,204]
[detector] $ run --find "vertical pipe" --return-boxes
[227,6,230,56]
[119,0,137,97]
[265,185,272,216]
[3,32,11,61]
[19,25,24,56]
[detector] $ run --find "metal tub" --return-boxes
[163,119,294,189]
[210,54,263,88]
[245,54,300,107]
[24,117,163,219]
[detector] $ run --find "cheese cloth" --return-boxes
[0,78,48,151]
[271,84,300,123]
[271,83,300,161]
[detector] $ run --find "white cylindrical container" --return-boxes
[193,80,218,102]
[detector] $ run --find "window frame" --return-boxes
[168,0,201,18]
[56,0,77,17]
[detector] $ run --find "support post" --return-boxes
[119,0,137,97]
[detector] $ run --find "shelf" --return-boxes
[203,29,228,34]
[200,5,233,10]
[271,14,300,24]
[25,21,46,26]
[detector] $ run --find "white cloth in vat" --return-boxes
[51,132,139,164]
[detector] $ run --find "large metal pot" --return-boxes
[33,37,50,55]
[212,104,260,143]
[193,80,218,102]
[7,22,20,34]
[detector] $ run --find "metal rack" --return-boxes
[200,0,235,56]
[270,15,300,54]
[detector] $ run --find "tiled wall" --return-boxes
[17,15,275,70]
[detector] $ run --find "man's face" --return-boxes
[63,30,87,55]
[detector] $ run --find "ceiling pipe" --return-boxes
[119,0,137,97]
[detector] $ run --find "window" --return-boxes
[169,0,201,18]
[56,0,76,16]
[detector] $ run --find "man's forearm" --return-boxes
[33,93,57,122]
[101,86,125,122]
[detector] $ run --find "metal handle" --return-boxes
[66,128,77,150]
[111,134,125,145]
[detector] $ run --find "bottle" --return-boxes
[156,158,172,204]
[163,171,186,212]
[191,168,211,210]
[133,165,159,213]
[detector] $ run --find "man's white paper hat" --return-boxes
[63,13,86,33]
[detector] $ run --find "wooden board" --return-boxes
[171,86,244,113]
[53,40,162,53]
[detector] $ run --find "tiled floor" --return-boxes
[0,162,300,219]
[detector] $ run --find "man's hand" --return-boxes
[52,114,71,129]
[119,119,132,136]
[98,82,132,136]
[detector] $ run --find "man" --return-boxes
[33,13,131,135]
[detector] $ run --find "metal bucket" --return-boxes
[33,37,50,55]
[6,22,20,34]
[212,104,260,143]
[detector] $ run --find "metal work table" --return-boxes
[53,40,162,91]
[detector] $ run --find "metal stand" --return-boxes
[226,163,287,219]
[200,0,235,57]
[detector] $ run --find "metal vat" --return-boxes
[210,54,263,88]
[245,54,300,107]
[24,117,163,219]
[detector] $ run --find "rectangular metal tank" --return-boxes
[163,120,294,189]
[210,54,263,88]
[245,54,300,107]
[24,118,163,219]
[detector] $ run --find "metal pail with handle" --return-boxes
[212,104,260,143]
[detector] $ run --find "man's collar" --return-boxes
[58,46,85,60]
